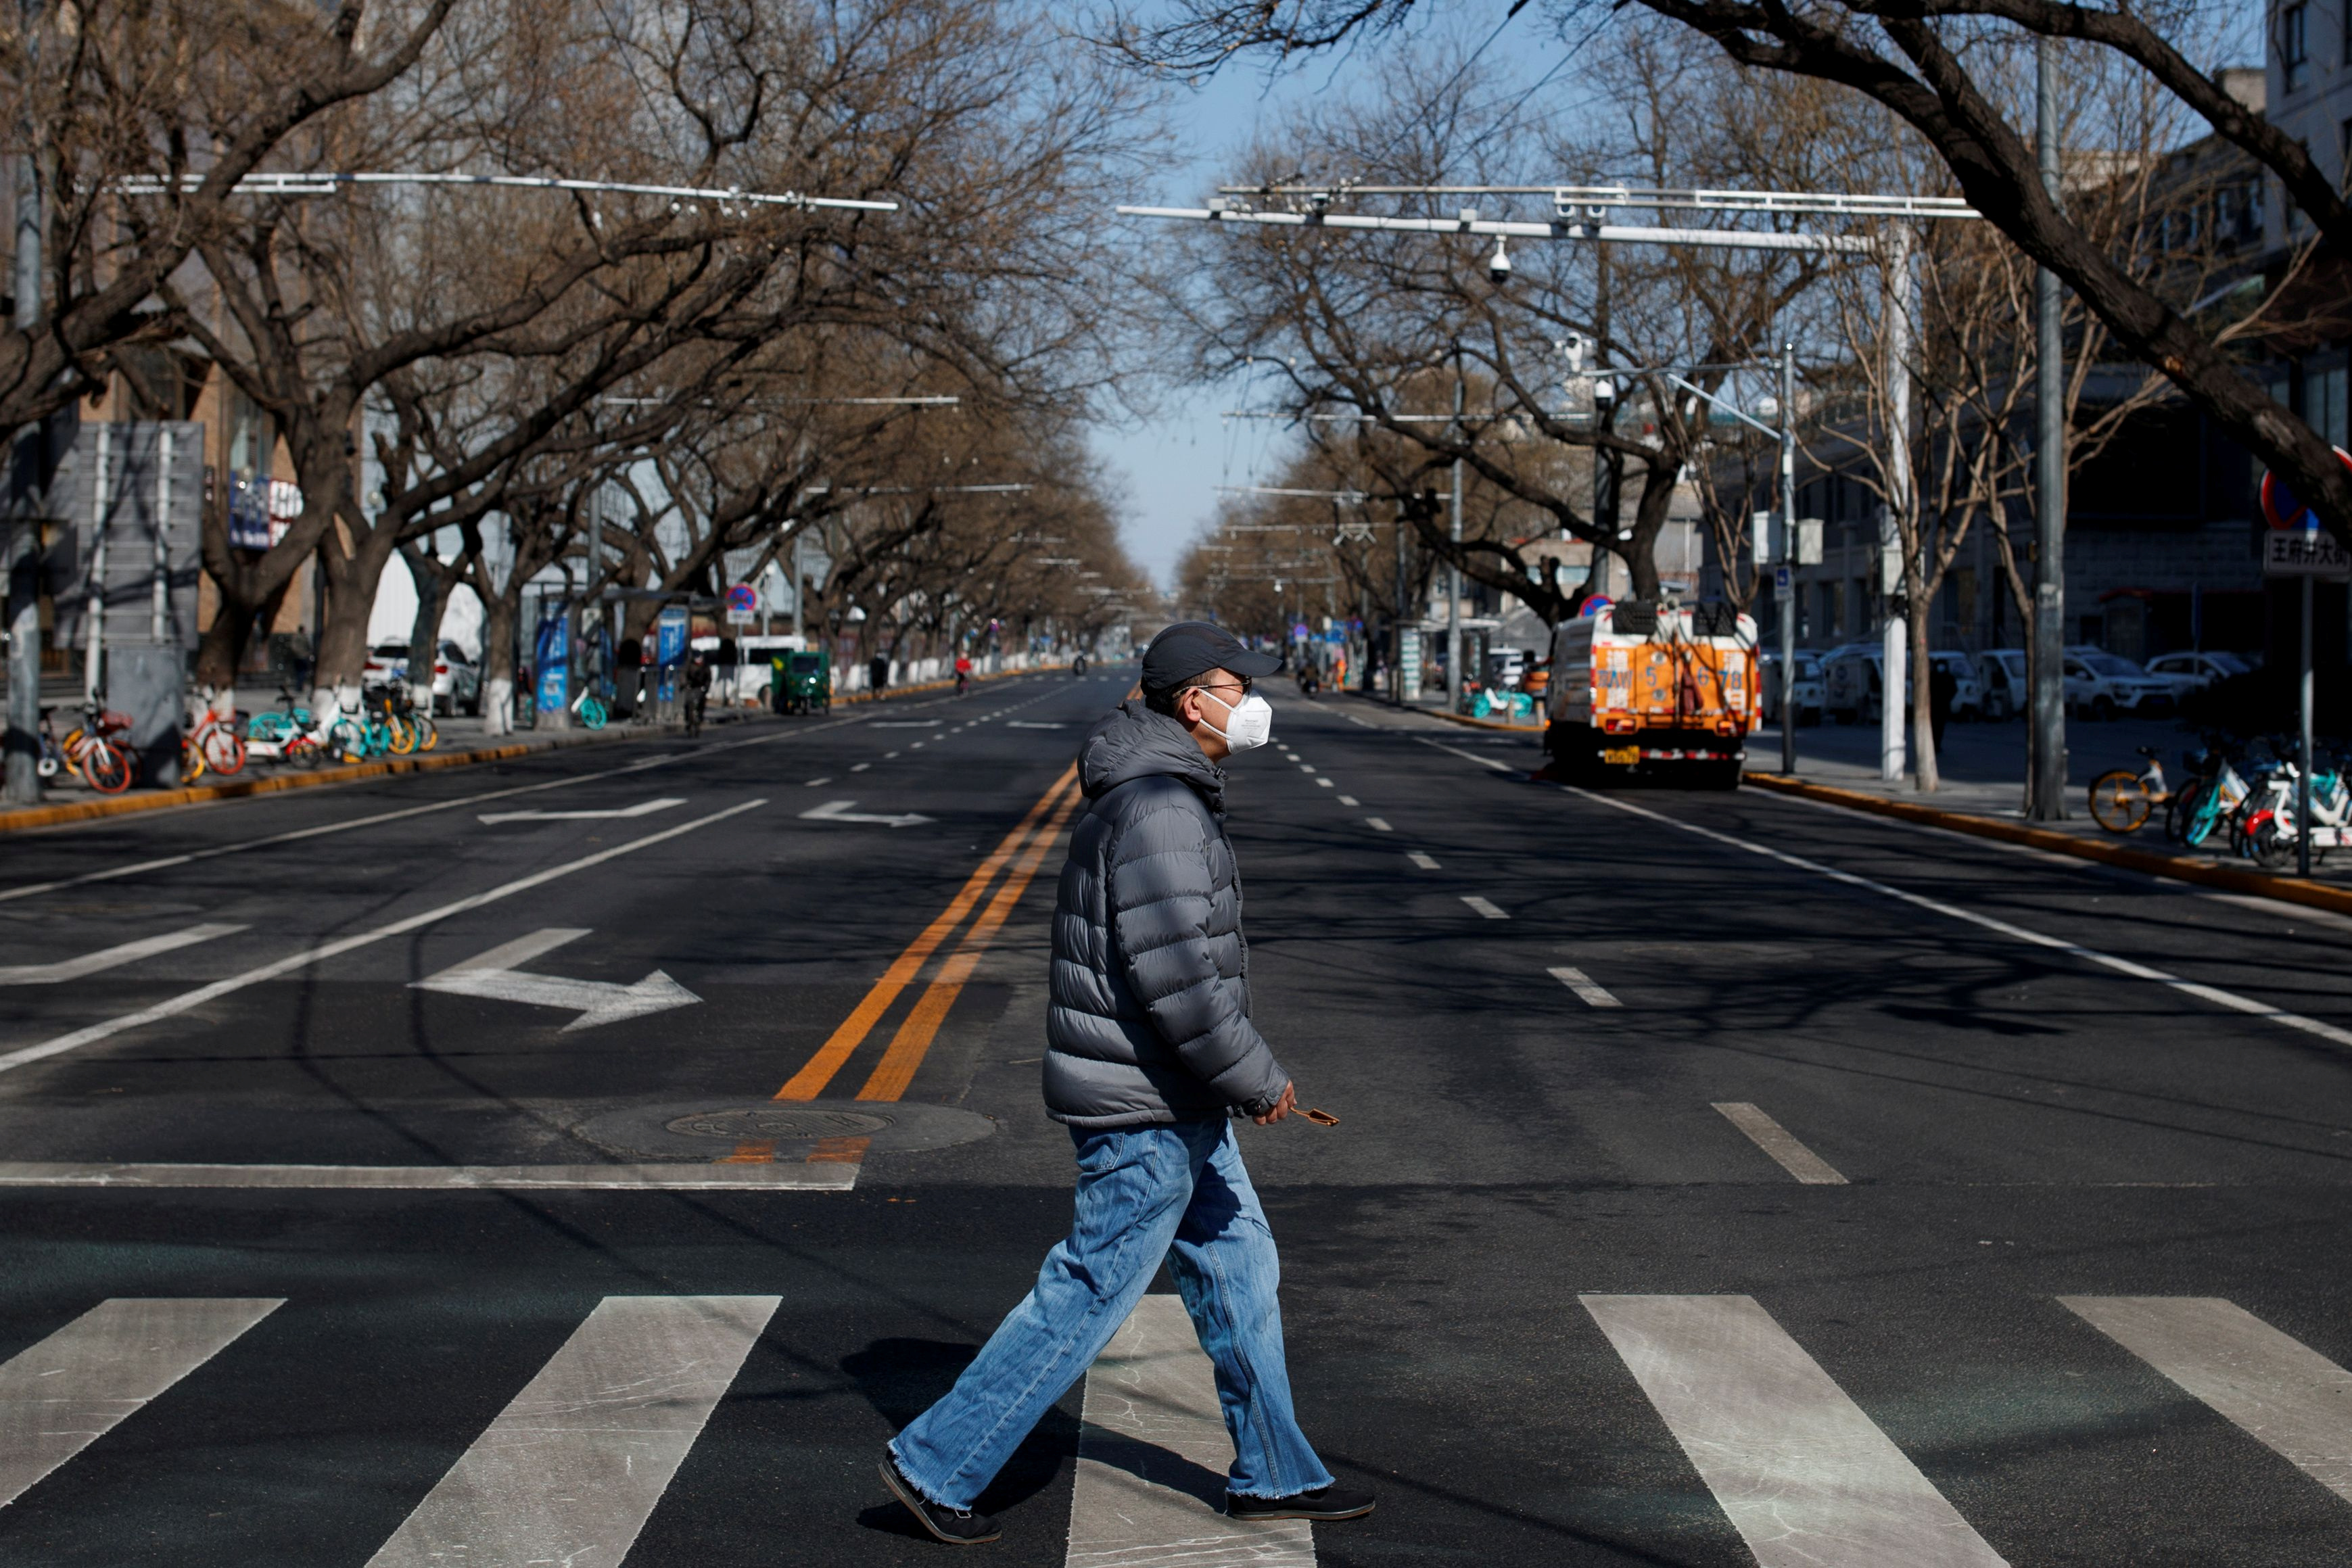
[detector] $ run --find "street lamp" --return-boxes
[119,170,896,213]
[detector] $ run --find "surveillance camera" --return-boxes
[1488,235,1513,284]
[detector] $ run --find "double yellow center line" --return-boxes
[772,763,1083,1110]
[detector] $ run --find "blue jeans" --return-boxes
[889,1120,1334,1510]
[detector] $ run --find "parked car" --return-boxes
[1928,650,1985,720]
[1760,649,1824,726]
[2063,646,2174,721]
[1824,644,1980,724]
[1976,649,2026,719]
[362,641,410,690]
[433,640,483,715]
[362,639,481,714]
[2144,648,2255,698]
[1822,644,1884,725]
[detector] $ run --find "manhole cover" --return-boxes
[665,1107,896,1142]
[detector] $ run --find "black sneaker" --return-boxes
[1226,1483,1377,1522]
[879,1455,1002,1545]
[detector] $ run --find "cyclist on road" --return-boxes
[954,650,972,697]
[682,649,712,737]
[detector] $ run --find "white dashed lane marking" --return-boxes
[1365,817,1392,832]
[1712,1103,1848,1185]
[1548,966,1622,1007]
[1315,777,1334,788]
[1338,794,1359,806]
[1461,896,1509,920]
[1407,851,1440,870]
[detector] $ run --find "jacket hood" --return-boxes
[1077,700,1224,808]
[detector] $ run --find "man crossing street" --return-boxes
[878,621,1375,1545]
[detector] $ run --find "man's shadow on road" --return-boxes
[841,1336,1093,1539]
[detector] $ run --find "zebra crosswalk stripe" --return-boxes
[0,1297,282,1509]
[365,1295,778,1568]
[1066,1293,1313,1567]
[2061,1296,2352,1506]
[1581,1294,2010,1568]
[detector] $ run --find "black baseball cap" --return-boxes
[1140,621,1283,695]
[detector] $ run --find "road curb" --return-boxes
[0,726,640,836]
[1428,706,1545,734]
[0,662,1064,838]
[1743,770,2352,918]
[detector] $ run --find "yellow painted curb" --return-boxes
[1428,706,1545,733]
[1743,770,2352,919]
[0,727,634,836]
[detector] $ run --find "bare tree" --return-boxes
[1156,37,1824,626]
[1108,0,2352,558]
[0,0,456,439]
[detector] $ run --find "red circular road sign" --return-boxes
[2260,446,2352,530]
[724,583,758,613]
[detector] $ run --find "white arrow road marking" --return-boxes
[410,929,701,1032]
[475,797,686,825]
[0,923,245,986]
[0,799,763,1077]
[799,799,936,828]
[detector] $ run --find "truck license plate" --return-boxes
[1601,746,1640,766]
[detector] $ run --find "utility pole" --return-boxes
[1881,224,1912,784]
[1779,343,1800,777]
[2030,35,2069,820]
[2299,571,2315,876]
[1448,363,1464,713]
[5,0,45,805]
[792,529,807,643]
[1392,502,1408,703]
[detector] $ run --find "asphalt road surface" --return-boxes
[3,669,2352,1567]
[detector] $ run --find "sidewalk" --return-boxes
[1,664,1050,835]
[1749,711,2352,911]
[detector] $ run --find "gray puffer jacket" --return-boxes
[1043,700,1290,1128]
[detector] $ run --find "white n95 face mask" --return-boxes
[1198,688,1274,751]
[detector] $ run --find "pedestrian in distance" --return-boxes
[1929,657,1958,755]
[955,650,973,697]
[879,620,1375,1546]
[682,648,711,738]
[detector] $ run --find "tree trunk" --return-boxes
[310,515,405,709]
[1622,462,1680,601]
[479,588,518,737]
[1910,586,1939,792]
[400,543,463,713]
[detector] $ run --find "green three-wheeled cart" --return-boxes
[773,648,832,715]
